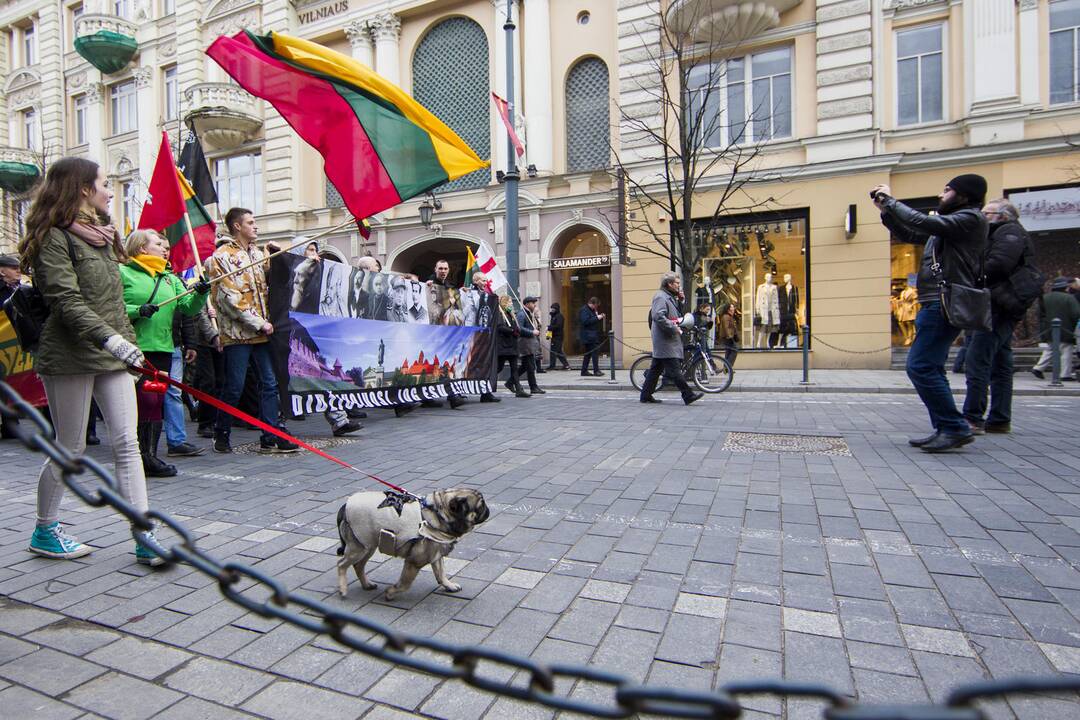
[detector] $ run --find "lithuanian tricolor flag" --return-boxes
[164,170,216,273]
[138,132,217,273]
[207,31,489,220]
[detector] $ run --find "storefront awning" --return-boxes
[1008,186,1080,232]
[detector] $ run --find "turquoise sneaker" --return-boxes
[135,531,166,567]
[29,522,92,559]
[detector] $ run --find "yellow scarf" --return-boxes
[131,254,168,276]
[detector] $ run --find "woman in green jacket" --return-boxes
[119,229,209,477]
[16,157,159,564]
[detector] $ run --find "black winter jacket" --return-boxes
[880,198,988,304]
[984,219,1034,319]
[495,306,520,358]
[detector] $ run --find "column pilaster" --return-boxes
[1018,0,1039,106]
[345,20,374,67]
[371,13,401,85]
[523,0,552,173]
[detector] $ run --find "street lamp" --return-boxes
[418,192,441,228]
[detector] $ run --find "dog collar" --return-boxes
[418,520,458,546]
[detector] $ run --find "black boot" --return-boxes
[86,408,100,446]
[145,422,177,477]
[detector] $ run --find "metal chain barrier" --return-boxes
[2,380,1078,718]
[809,335,893,355]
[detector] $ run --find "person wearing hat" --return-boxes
[872,174,989,453]
[1031,276,1080,381]
[546,302,570,370]
[515,296,545,395]
[0,253,21,307]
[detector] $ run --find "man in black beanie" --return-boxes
[872,175,989,452]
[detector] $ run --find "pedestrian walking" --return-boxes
[578,297,605,376]
[209,208,299,454]
[873,174,989,453]
[516,296,546,395]
[718,302,739,369]
[546,302,570,370]
[639,272,704,406]
[1031,276,1080,380]
[496,294,530,398]
[119,229,209,476]
[16,156,162,564]
[962,200,1037,434]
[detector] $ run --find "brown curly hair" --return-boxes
[17,157,123,274]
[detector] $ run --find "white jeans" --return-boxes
[1032,342,1076,377]
[37,371,148,526]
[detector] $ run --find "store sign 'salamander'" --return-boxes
[550,255,611,270]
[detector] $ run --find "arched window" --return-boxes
[412,17,490,192]
[565,57,610,172]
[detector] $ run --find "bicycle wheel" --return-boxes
[689,352,733,393]
[629,355,653,392]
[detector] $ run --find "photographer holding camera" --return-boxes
[873,175,989,453]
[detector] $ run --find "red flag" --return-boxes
[137,132,185,233]
[491,92,525,158]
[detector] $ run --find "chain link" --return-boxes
[809,335,894,356]
[2,379,1078,717]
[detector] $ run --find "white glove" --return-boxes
[103,335,145,368]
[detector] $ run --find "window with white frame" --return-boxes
[1051,0,1080,105]
[684,46,792,148]
[73,94,88,145]
[214,154,263,215]
[69,3,83,37]
[22,25,36,66]
[161,0,175,15]
[113,0,133,20]
[119,181,135,231]
[22,109,39,151]
[896,24,943,126]
[110,80,137,134]
[14,199,31,238]
[164,66,178,121]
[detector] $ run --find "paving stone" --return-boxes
[84,636,192,680]
[162,656,273,706]
[655,612,721,667]
[852,669,929,704]
[242,680,370,720]
[0,684,84,720]
[155,695,261,719]
[363,668,441,711]
[1038,642,1080,674]
[0,602,61,634]
[783,632,853,694]
[578,579,631,603]
[0,634,39,664]
[419,681,494,720]
[548,598,620,646]
[674,592,727,619]
[900,624,975,658]
[269,645,344,683]
[910,651,989,703]
[973,635,1056,677]
[782,607,842,638]
[0,647,106,695]
[1004,598,1080,647]
[847,640,917,677]
[65,671,184,720]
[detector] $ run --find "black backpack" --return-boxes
[2,232,78,353]
[990,234,1043,320]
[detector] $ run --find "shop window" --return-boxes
[685,46,792,148]
[214,153,263,215]
[565,57,610,172]
[694,214,808,351]
[412,17,490,192]
[888,196,936,347]
[896,24,943,126]
[1051,0,1080,105]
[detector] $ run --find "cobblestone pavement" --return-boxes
[1,389,1079,719]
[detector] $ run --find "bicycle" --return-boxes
[629,327,733,394]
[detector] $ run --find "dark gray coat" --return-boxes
[649,289,684,359]
[516,307,541,356]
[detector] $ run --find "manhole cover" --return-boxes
[231,436,360,455]
[723,432,851,456]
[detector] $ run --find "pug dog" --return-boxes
[335,488,490,600]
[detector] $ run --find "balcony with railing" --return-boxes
[184,82,263,150]
[73,14,139,74]
[0,146,41,194]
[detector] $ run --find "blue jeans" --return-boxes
[215,342,281,442]
[164,347,186,447]
[962,317,1016,426]
[905,303,969,436]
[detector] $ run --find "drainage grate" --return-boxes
[722,432,852,456]
[231,436,360,456]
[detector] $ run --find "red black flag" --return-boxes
[178,126,218,206]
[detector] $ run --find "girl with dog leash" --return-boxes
[16,157,163,565]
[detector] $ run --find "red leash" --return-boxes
[134,363,410,496]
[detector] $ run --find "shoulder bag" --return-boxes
[2,231,79,353]
[932,240,991,332]
[990,237,1043,320]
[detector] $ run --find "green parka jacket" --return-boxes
[119,261,207,354]
[31,227,136,376]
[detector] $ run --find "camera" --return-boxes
[869,190,881,201]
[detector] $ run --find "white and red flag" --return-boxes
[491,92,525,158]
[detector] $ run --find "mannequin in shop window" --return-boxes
[754,272,780,348]
[894,274,919,346]
[777,273,800,348]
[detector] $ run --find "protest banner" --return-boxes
[0,309,46,407]
[267,253,497,415]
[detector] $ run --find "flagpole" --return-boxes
[503,0,520,305]
[155,215,357,308]
[181,210,205,280]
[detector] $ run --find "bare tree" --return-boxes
[606,1,785,301]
